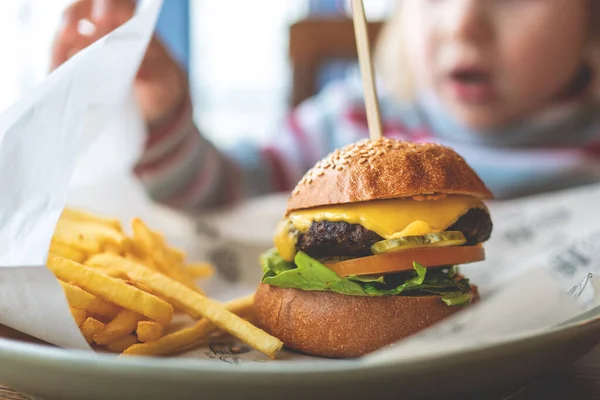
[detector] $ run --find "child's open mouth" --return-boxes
[445,67,495,103]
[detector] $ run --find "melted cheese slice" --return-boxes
[397,220,435,236]
[289,195,483,237]
[274,195,484,261]
[274,220,298,262]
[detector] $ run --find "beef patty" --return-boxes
[296,207,492,259]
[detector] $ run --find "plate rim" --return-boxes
[0,311,599,376]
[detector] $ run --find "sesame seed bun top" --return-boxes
[286,138,493,213]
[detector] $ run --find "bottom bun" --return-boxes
[254,283,478,358]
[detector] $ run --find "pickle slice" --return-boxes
[371,231,467,254]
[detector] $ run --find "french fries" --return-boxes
[85,254,282,358]
[59,281,120,319]
[104,243,122,255]
[170,247,186,263]
[94,309,143,345]
[105,334,138,353]
[131,218,201,293]
[48,208,281,359]
[61,208,122,231]
[122,295,255,356]
[48,256,174,325]
[80,317,105,343]
[70,308,88,327]
[52,219,126,255]
[123,252,155,271]
[136,321,165,343]
[186,263,215,279]
[50,243,87,263]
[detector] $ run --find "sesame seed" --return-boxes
[317,170,325,176]
[359,158,367,164]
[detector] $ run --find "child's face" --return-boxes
[403,0,590,129]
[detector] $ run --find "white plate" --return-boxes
[1,311,600,400]
[196,193,288,289]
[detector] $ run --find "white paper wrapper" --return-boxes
[463,184,600,294]
[0,0,599,364]
[0,0,163,350]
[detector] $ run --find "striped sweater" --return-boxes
[134,76,600,212]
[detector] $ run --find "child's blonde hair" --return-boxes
[375,1,600,100]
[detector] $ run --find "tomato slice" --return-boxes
[325,246,485,277]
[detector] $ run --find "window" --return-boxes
[188,0,394,148]
[189,0,306,147]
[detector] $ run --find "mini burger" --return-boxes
[254,138,493,358]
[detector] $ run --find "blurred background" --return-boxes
[0,0,395,148]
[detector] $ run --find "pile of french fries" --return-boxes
[48,208,283,358]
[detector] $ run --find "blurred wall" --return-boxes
[188,0,394,149]
[189,0,305,148]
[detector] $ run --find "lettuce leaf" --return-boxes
[260,249,294,275]
[361,262,428,295]
[348,274,386,283]
[440,292,474,306]
[262,250,366,295]
[260,249,472,305]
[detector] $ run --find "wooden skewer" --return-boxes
[351,0,383,140]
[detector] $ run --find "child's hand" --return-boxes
[51,0,188,127]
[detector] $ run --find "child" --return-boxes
[53,0,600,212]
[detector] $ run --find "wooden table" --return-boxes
[515,346,600,400]
[508,344,600,399]
[2,344,600,399]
